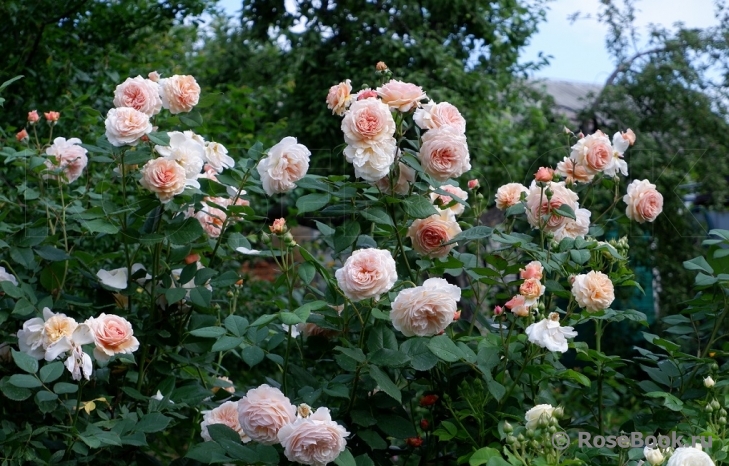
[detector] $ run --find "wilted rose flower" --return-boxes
[373,162,415,195]
[418,126,471,181]
[505,295,530,317]
[413,101,466,133]
[572,271,615,312]
[553,207,591,242]
[297,403,313,418]
[604,131,630,177]
[204,141,234,173]
[44,111,60,122]
[623,179,663,223]
[155,131,206,180]
[28,110,40,124]
[17,308,54,359]
[665,447,714,466]
[430,184,468,216]
[407,210,462,258]
[326,79,353,116]
[44,137,88,183]
[16,129,28,142]
[277,407,350,466]
[42,313,78,353]
[96,267,128,290]
[84,313,139,362]
[335,248,397,302]
[495,183,528,210]
[377,79,427,112]
[139,157,193,203]
[555,157,594,184]
[201,401,250,443]
[525,181,579,232]
[257,137,311,195]
[237,384,297,444]
[113,76,163,116]
[390,278,461,337]
[159,74,200,114]
[342,98,396,148]
[47,324,94,381]
[534,167,554,182]
[343,137,396,182]
[525,314,577,353]
[519,261,543,280]
[105,107,153,147]
[525,404,555,430]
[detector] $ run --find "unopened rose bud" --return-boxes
[537,302,545,312]
[563,126,572,134]
[141,134,150,142]
[226,290,234,297]
[376,61,388,71]
[406,437,422,448]
[525,429,535,439]
[357,89,379,100]
[506,435,517,445]
[494,305,504,316]
[284,232,297,247]
[720,416,727,425]
[712,399,721,410]
[420,419,429,430]
[269,218,287,235]
[419,394,438,407]
[453,310,461,321]
[468,179,480,190]
[185,253,200,265]
[235,279,244,287]
[706,404,714,412]
[517,434,525,442]
[534,167,555,182]
[148,71,161,82]
[545,188,554,200]
[136,287,143,294]
[44,111,60,123]
[16,129,28,142]
[261,232,271,244]
[704,376,716,388]
[721,408,727,417]
[548,425,557,434]
[554,407,564,418]
[577,132,584,139]
[28,110,40,124]
[503,421,513,433]
[529,439,539,449]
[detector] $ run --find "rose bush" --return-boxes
[0,65,725,466]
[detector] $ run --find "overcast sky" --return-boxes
[216,0,719,84]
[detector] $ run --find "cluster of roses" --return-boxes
[16,308,138,381]
[199,384,349,466]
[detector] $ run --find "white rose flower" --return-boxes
[257,137,311,195]
[666,447,715,466]
[343,137,397,182]
[644,446,666,466]
[205,141,235,172]
[0,266,18,286]
[97,267,129,290]
[277,407,349,466]
[524,404,556,430]
[155,131,206,180]
[525,314,577,353]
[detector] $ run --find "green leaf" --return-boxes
[189,326,227,338]
[12,349,38,374]
[645,391,684,411]
[9,374,41,388]
[10,247,35,269]
[334,449,356,466]
[401,337,439,371]
[562,369,591,387]
[224,315,249,337]
[2,281,24,298]
[0,75,24,92]
[242,346,265,367]
[298,262,316,285]
[82,219,119,235]
[367,325,398,352]
[165,287,188,304]
[280,312,304,325]
[335,346,367,363]
[683,256,714,275]
[445,226,494,245]
[402,195,439,219]
[368,348,410,367]
[212,336,245,352]
[367,365,401,402]
[207,424,242,443]
[360,208,394,227]
[53,382,78,394]
[35,390,58,402]
[189,286,212,308]
[40,362,65,383]
[12,298,36,317]
[554,204,576,220]
[569,249,590,265]
[357,430,388,450]
[179,110,203,127]
[165,218,204,245]
[427,335,464,362]
[333,221,360,254]
[1,382,31,401]
[147,132,170,146]
[185,441,230,463]
[297,193,331,214]
[135,413,172,433]
[34,246,71,261]
[375,413,416,438]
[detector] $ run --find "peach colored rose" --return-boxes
[139,157,192,203]
[555,157,594,184]
[374,162,415,195]
[326,79,353,116]
[335,248,397,302]
[341,98,396,148]
[495,183,528,210]
[343,137,396,181]
[525,181,579,232]
[195,203,226,238]
[269,218,287,234]
[376,79,427,112]
[257,137,310,195]
[148,71,161,82]
[376,61,388,71]
[159,75,200,114]
[430,184,468,216]
[237,384,297,445]
[28,110,40,123]
[390,278,461,337]
[622,128,636,146]
[277,407,349,466]
[42,313,78,350]
[570,130,612,174]
[85,313,140,362]
[520,278,545,301]
[16,129,28,142]
[407,209,462,258]
[201,401,250,443]
[505,295,530,317]
[571,271,615,312]
[623,179,663,223]
[414,100,466,134]
[520,261,543,280]
[356,88,379,100]
[553,207,591,241]
[44,111,60,122]
[44,137,88,183]
[419,126,471,181]
[534,167,554,182]
[113,76,163,116]
[105,107,153,147]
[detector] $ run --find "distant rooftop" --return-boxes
[531,79,603,122]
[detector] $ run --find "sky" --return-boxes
[215,0,719,84]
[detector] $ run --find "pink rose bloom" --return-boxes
[44,137,88,183]
[343,137,397,181]
[16,129,28,142]
[418,126,471,181]
[257,137,311,195]
[105,107,153,147]
[195,203,226,238]
[341,98,396,148]
[553,207,591,241]
[376,79,427,112]
[85,313,140,362]
[356,88,379,100]
[623,179,663,223]
[494,183,528,210]
[525,181,579,232]
[335,248,397,302]
[159,74,201,114]
[413,101,466,134]
[520,278,545,301]
[28,110,40,123]
[468,179,479,189]
[237,384,297,444]
[139,157,193,203]
[519,261,543,280]
[277,407,349,466]
[269,218,287,234]
[571,271,615,312]
[201,401,250,443]
[326,79,353,116]
[555,157,594,184]
[373,162,415,195]
[148,71,161,82]
[505,295,530,317]
[570,130,612,174]
[621,128,636,146]
[390,278,461,337]
[430,184,468,216]
[534,167,554,182]
[44,111,60,122]
[113,76,163,116]
[407,210,462,258]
